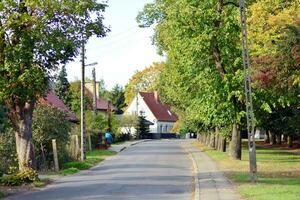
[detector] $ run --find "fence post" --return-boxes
[52,139,59,172]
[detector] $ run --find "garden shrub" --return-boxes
[0,128,18,175]
[32,104,71,171]
[0,168,38,186]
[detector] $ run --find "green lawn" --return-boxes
[194,142,300,200]
[60,149,116,176]
[0,191,4,199]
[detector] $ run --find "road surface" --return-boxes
[6,140,194,200]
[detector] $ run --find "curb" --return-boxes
[111,139,152,153]
[182,144,200,200]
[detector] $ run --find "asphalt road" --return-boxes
[6,140,194,200]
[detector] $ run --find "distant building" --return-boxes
[124,91,178,134]
[85,82,117,115]
[39,91,78,123]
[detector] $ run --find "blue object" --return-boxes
[105,132,113,144]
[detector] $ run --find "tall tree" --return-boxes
[108,84,126,114]
[138,0,246,159]
[124,62,164,105]
[55,65,71,107]
[0,0,108,171]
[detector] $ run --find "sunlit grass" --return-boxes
[193,141,300,200]
[60,149,117,176]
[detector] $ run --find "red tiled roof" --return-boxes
[39,91,79,122]
[85,89,117,111]
[140,92,178,122]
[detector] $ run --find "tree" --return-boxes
[32,104,70,170]
[0,1,108,171]
[138,0,246,159]
[124,62,164,105]
[108,84,126,114]
[248,0,300,144]
[55,66,71,107]
[135,114,150,139]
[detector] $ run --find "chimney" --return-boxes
[154,91,159,103]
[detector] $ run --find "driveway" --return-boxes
[5,140,194,200]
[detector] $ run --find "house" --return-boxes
[85,82,117,115]
[39,91,78,123]
[124,91,178,135]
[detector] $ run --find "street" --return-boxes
[6,140,194,200]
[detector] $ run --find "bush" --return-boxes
[0,168,38,186]
[59,168,80,176]
[0,128,18,175]
[62,161,91,170]
[32,105,71,171]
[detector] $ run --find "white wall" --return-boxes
[125,93,157,133]
[124,93,175,134]
[156,121,175,133]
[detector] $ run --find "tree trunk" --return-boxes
[221,138,227,152]
[264,130,270,143]
[276,134,282,145]
[283,134,288,143]
[288,135,293,148]
[229,123,241,160]
[11,101,36,171]
[270,131,276,145]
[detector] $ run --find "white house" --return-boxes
[124,91,178,134]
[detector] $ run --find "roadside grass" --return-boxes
[0,191,4,199]
[32,178,52,188]
[193,141,300,200]
[60,149,116,176]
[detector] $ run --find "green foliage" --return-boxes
[61,150,116,175]
[0,105,8,133]
[69,81,93,113]
[138,0,244,136]
[124,62,164,105]
[55,66,71,107]
[0,128,17,175]
[59,168,80,176]
[135,115,150,139]
[32,178,51,188]
[0,0,109,170]
[32,104,71,170]
[107,84,126,114]
[62,162,91,170]
[0,168,38,186]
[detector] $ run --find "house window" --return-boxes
[160,125,163,133]
[164,125,168,133]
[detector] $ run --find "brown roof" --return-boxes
[39,91,79,122]
[85,89,117,111]
[140,92,178,122]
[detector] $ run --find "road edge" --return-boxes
[182,143,200,200]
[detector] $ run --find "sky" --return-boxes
[65,0,164,90]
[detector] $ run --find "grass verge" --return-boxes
[60,149,116,176]
[193,141,300,200]
[0,191,4,199]
[32,178,52,188]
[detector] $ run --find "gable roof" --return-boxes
[39,91,78,122]
[85,89,117,111]
[139,92,178,122]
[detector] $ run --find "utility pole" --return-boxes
[239,0,257,182]
[92,67,97,117]
[107,101,112,132]
[80,42,87,161]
